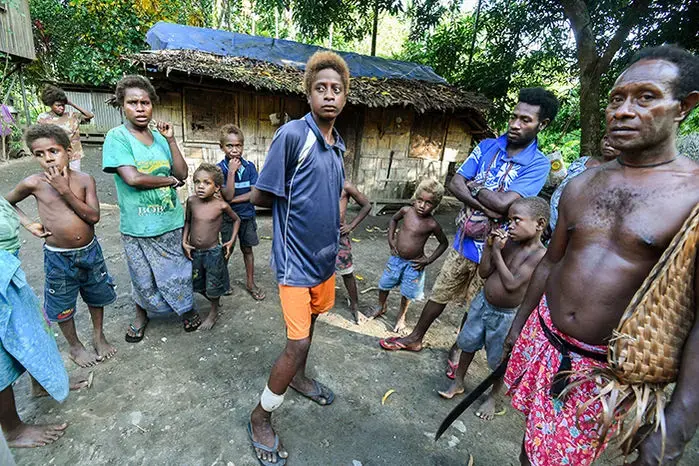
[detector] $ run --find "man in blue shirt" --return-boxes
[247,51,349,466]
[380,88,558,357]
[218,124,265,300]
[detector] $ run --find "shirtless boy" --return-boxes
[5,124,117,368]
[183,163,240,330]
[336,181,371,324]
[503,46,699,465]
[439,197,548,422]
[368,179,449,334]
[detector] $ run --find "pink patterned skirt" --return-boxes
[504,296,609,466]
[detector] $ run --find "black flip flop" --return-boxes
[183,313,202,332]
[290,379,335,406]
[125,318,149,343]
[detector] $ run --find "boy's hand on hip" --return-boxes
[182,242,194,260]
[223,240,234,260]
[411,256,430,271]
[26,222,51,238]
[340,223,352,235]
[44,166,71,196]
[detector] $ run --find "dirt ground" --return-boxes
[3,148,697,466]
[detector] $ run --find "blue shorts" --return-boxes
[378,255,425,301]
[457,289,518,370]
[43,238,117,322]
[192,244,230,298]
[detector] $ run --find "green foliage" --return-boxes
[27,0,221,86]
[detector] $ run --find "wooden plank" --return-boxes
[183,87,237,143]
[0,0,35,61]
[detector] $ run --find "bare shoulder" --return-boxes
[73,170,96,187]
[22,174,44,190]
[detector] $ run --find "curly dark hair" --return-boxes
[303,51,350,96]
[511,196,550,224]
[41,85,67,106]
[193,163,224,187]
[219,124,245,145]
[25,124,71,151]
[518,87,560,123]
[114,75,159,106]
[629,45,698,102]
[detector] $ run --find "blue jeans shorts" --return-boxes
[192,244,230,298]
[457,289,518,369]
[378,255,425,301]
[43,238,117,322]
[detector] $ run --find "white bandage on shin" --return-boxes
[260,385,285,412]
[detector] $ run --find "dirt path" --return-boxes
[3,149,697,465]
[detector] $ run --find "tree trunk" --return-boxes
[371,0,379,56]
[560,0,653,159]
[579,69,602,158]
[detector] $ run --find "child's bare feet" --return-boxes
[93,333,117,360]
[199,312,217,330]
[438,381,465,399]
[5,422,68,448]
[475,395,505,421]
[393,319,407,333]
[69,344,101,368]
[353,308,368,325]
[365,304,386,320]
[32,374,90,398]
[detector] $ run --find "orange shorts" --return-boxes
[279,275,336,340]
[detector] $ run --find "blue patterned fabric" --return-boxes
[0,251,68,401]
[549,156,590,231]
[121,228,193,315]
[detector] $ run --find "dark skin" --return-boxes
[111,86,197,339]
[503,59,699,465]
[366,192,449,333]
[439,205,546,415]
[392,100,549,351]
[183,171,240,331]
[249,67,348,464]
[113,87,188,190]
[220,133,265,300]
[338,181,371,324]
[5,138,116,367]
[49,99,94,122]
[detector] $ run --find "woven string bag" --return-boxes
[565,202,699,459]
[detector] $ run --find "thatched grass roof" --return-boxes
[127,49,491,117]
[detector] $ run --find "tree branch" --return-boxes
[598,0,653,73]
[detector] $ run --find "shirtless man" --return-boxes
[336,181,371,323]
[6,124,117,367]
[183,163,240,330]
[369,179,449,334]
[503,46,699,465]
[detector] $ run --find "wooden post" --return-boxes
[370,0,379,56]
[19,65,31,125]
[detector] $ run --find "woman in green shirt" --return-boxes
[102,76,200,342]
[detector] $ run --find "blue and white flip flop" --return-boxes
[247,422,287,466]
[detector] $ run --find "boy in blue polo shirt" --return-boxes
[247,51,349,466]
[218,124,265,301]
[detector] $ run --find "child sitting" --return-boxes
[183,163,240,330]
[438,197,549,421]
[367,179,448,333]
[5,124,117,368]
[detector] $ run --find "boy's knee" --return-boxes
[284,337,311,357]
[241,246,254,255]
